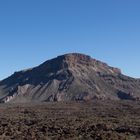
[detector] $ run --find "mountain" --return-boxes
[0,53,140,103]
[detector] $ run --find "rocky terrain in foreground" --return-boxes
[0,101,140,140]
[0,53,140,103]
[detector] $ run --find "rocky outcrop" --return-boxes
[0,53,139,103]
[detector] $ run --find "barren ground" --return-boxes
[0,100,140,140]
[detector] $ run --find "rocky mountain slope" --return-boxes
[0,53,140,103]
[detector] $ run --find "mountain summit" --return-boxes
[0,53,140,103]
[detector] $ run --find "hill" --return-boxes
[0,53,140,103]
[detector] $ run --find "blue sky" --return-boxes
[0,0,140,79]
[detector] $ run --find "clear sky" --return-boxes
[0,0,140,80]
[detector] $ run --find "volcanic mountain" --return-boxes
[0,53,140,103]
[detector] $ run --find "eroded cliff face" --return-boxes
[0,53,139,103]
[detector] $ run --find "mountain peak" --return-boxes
[36,53,121,77]
[60,53,91,61]
[0,53,139,103]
